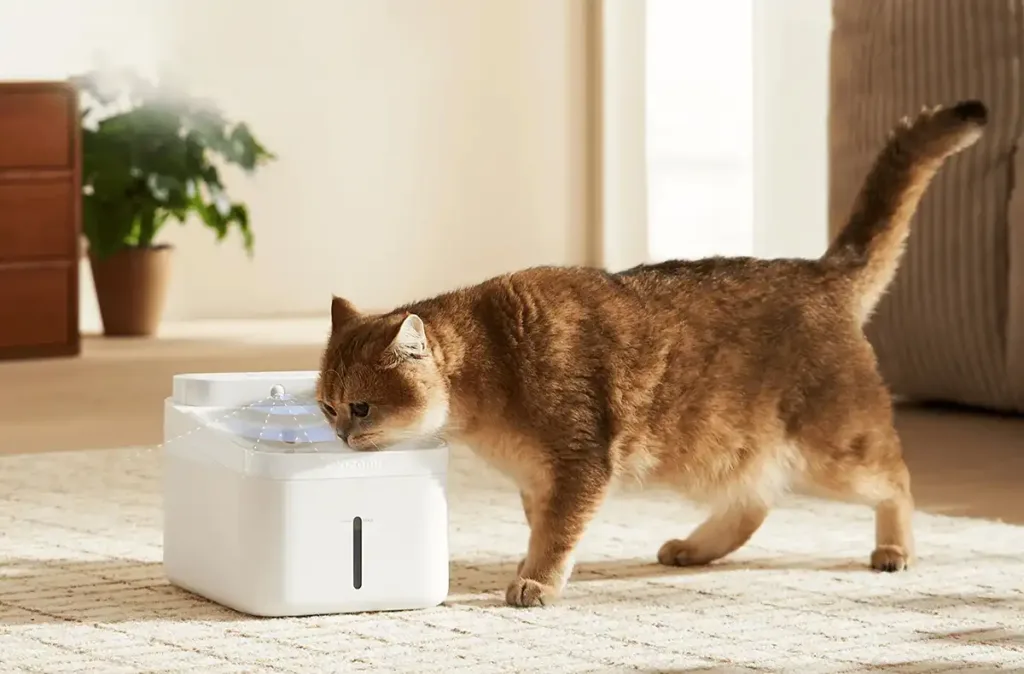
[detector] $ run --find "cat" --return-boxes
[317,100,988,607]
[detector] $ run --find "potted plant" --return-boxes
[72,69,275,336]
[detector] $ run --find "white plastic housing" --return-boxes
[162,370,450,617]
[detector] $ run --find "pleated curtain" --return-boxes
[829,0,1024,414]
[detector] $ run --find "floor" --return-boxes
[2,440,1022,673]
[0,318,1022,526]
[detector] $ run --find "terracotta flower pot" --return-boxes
[89,245,173,337]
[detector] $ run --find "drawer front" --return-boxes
[0,263,73,349]
[0,90,73,169]
[0,181,75,261]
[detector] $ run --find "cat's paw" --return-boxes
[871,545,910,572]
[657,538,709,567]
[505,577,558,607]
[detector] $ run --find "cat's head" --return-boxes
[316,296,449,451]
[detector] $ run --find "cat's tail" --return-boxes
[824,100,988,324]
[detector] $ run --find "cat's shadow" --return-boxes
[445,554,866,607]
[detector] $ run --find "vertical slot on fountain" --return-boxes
[352,516,363,589]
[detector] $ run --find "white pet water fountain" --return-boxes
[162,371,450,617]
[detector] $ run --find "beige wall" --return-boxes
[3,0,592,329]
[3,1,835,332]
[156,0,591,322]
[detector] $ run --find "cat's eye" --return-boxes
[320,402,336,418]
[349,402,370,418]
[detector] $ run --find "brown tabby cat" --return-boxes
[317,100,988,607]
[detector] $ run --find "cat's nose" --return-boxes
[336,427,349,442]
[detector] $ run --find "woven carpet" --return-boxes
[1,446,1022,673]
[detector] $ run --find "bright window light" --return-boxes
[645,0,754,261]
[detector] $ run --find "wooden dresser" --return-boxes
[0,81,81,359]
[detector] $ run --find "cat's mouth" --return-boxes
[345,430,445,453]
[346,432,384,452]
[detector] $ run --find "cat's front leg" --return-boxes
[506,467,610,607]
[516,489,575,585]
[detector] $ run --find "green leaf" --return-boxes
[136,204,159,248]
[84,196,137,259]
[71,67,275,257]
[227,203,254,255]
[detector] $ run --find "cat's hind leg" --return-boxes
[800,427,916,572]
[657,500,769,567]
[865,453,916,571]
[655,442,795,567]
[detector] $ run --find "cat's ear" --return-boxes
[388,313,428,359]
[331,296,359,331]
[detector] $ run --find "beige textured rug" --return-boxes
[1,446,1022,673]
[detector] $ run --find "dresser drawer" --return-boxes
[0,263,73,350]
[0,181,75,261]
[0,89,73,169]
